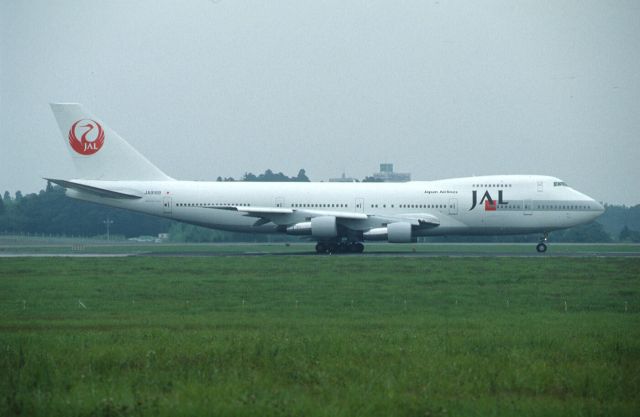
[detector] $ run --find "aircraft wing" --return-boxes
[213,205,437,229]
[228,206,368,220]
[213,206,367,226]
[384,213,440,228]
[215,206,295,216]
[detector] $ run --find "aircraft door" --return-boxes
[523,199,533,215]
[163,196,172,215]
[355,198,364,213]
[448,198,458,215]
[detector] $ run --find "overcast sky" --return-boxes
[1,0,638,204]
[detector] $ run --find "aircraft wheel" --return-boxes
[315,242,328,254]
[536,242,547,253]
[345,242,365,253]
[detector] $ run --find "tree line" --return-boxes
[217,169,310,182]
[1,172,639,243]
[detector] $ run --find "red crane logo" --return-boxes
[68,119,104,155]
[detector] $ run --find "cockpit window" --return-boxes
[553,181,568,187]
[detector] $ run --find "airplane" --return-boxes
[47,103,605,254]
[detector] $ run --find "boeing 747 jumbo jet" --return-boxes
[48,103,604,253]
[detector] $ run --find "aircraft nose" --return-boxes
[591,199,605,217]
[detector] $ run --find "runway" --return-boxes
[2,250,639,258]
[0,253,132,258]
[137,251,640,258]
[2,242,639,258]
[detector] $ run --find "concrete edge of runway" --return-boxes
[1,251,639,258]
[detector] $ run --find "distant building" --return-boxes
[372,163,410,182]
[329,172,357,182]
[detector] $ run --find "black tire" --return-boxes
[315,243,327,254]
[536,243,547,253]
[354,243,365,253]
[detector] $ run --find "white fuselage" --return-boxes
[66,174,604,238]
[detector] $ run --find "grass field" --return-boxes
[1,256,639,416]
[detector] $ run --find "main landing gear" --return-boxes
[315,241,365,254]
[536,232,549,253]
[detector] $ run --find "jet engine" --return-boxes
[286,216,338,238]
[363,222,415,243]
[387,222,415,243]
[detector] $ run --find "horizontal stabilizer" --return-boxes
[46,178,142,200]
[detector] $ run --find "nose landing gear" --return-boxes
[536,232,549,253]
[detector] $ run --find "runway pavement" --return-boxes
[139,251,640,258]
[2,250,638,258]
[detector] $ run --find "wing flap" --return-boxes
[373,213,440,227]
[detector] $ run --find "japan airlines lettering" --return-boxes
[469,190,509,211]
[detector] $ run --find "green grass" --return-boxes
[1,257,639,416]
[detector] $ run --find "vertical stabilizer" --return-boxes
[49,103,173,181]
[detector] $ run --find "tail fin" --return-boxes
[49,103,173,181]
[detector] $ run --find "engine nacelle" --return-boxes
[311,216,338,238]
[362,227,388,241]
[362,222,416,243]
[387,222,415,243]
[286,216,338,238]
[286,222,311,235]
